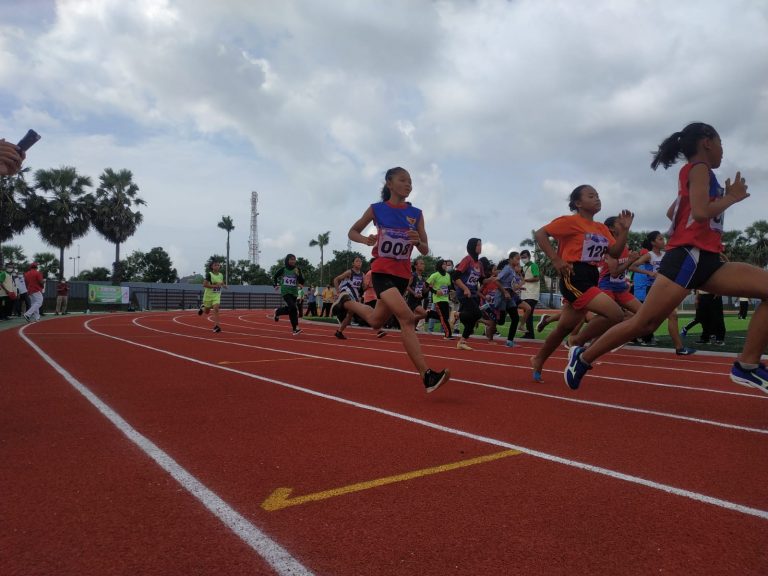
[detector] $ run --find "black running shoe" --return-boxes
[331,293,351,323]
[292,328,302,335]
[335,330,347,340]
[423,368,450,393]
[376,330,387,338]
[198,307,204,316]
[213,325,221,333]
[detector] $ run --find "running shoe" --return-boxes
[213,325,221,333]
[536,314,551,333]
[520,332,535,340]
[197,306,204,316]
[292,328,302,335]
[675,347,696,356]
[730,362,768,394]
[23,313,31,323]
[680,327,688,337]
[273,308,279,322]
[423,368,450,393]
[331,293,351,323]
[505,341,518,348]
[334,330,347,340]
[456,340,473,351]
[564,345,591,390]
[714,340,725,346]
[377,330,387,338]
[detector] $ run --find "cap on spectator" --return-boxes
[30,261,39,268]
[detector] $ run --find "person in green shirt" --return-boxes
[426,259,454,339]
[272,253,305,335]
[198,261,227,333]
[519,249,541,339]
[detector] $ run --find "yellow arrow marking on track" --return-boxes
[261,449,521,512]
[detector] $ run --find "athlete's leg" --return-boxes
[702,262,768,365]
[568,293,625,347]
[580,276,689,365]
[531,303,586,381]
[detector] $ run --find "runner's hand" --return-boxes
[725,171,749,203]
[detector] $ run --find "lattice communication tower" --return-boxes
[248,191,261,266]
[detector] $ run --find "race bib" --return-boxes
[377,228,412,260]
[212,286,221,293]
[581,233,609,262]
[439,286,449,295]
[283,276,297,286]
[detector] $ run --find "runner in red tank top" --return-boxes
[566,122,768,394]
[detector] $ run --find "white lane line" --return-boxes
[81,316,768,521]
[18,324,314,576]
[217,315,765,397]
[134,315,768,435]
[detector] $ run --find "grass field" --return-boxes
[306,311,754,354]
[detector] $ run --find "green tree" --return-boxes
[78,267,111,281]
[142,247,178,282]
[268,257,315,285]
[120,250,146,281]
[309,231,330,284]
[31,251,59,280]
[217,215,235,284]
[744,220,768,268]
[721,229,750,263]
[1,244,27,266]
[33,166,94,280]
[0,168,38,265]
[322,249,368,285]
[91,168,145,284]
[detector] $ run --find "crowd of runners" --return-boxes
[193,122,768,396]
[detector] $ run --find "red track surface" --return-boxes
[2,311,766,575]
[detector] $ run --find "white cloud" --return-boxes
[2,0,767,277]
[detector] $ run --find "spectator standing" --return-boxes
[737,297,750,320]
[12,265,30,317]
[0,263,17,320]
[519,250,540,339]
[56,279,69,315]
[321,284,335,317]
[23,262,45,322]
[296,285,305,318]
[305,285,318,316]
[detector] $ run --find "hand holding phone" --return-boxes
[17,129,41,152]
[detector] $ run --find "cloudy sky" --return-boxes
[2,0,767,277]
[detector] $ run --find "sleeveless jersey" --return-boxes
[598,247,630,292]
[370,201,423,279]
[666,162,724,253]
[427,271,452,303]
[406,272,427,306]
[339,269,364,300]
[204,271,224,296]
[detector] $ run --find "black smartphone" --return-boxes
[17,129,41,151]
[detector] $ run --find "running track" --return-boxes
[2,311,766,575]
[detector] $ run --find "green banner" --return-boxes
[88,285,130,304]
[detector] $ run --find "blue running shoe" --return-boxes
[564,346,591,390]
[730,362,768,395]
[675,347,696,356]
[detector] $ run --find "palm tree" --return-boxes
[309,231,330,284]
[217,215,235,284]
[33,167,93,280]
[0,167,37,265]
[744,220,768,268]
[92,168,145,284]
